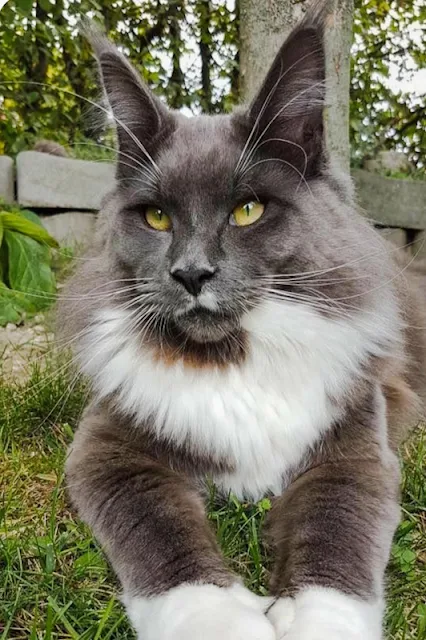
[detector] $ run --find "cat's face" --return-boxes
[86,16,387,354]
[112,112,314,343]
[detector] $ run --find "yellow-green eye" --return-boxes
[231,201,265,227]
[145,207,172,231]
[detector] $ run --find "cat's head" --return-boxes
[81,9,393,364]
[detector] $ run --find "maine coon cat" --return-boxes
[61,5,426,639]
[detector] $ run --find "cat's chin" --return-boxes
[173,308,238,344]
[143,309,247,367]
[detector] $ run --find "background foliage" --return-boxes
[0,204,58,326]
[0,0,425,167]
[351,0,426,168]
[0,0,239,156]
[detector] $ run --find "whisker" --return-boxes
[12,290,157,387]
[239,157,313,197]
[253,236,422,283]
[70,141,151,176]
[19,280,153,304]
[330,236,426,303]
[239,137,308,187]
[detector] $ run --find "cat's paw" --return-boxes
[267,588,383,640]
[125,582,276,640]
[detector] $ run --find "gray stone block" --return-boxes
[0,155,15,203]
[353,169,426,230]
[17,151,115,210]
[377,228,407,249]
[40,211,97,247]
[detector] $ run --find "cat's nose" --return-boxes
[170,267,216,296]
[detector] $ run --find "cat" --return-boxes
[60,4,426,640]
[33,139,68,157]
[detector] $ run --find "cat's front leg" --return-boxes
[265,394,401,640]
[66,405,274,640]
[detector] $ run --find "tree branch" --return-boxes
[168,1,186,109]
[395,106,426,137]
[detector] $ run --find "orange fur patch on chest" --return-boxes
[150,331,248,370]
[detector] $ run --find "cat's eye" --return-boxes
[230,201,265,227]
[145,207,172,231]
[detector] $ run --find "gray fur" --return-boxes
[62,5,426,624]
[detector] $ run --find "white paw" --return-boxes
[125,582,276,640]
[267,588,383,640]
[267,596,296,637]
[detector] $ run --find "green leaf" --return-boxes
[15,0,33,14]
[0,212,59,248]
[0,215,3,248]
[4,231,56,306]
[0,242,7,285]
[401,549,417,565]
[74,550,105,571]
[258,498,271,512]
[26,91,41,104]
[38,0,53,11]
[19,209,45,227]
[0,283,35,326]
[0,289,23,325]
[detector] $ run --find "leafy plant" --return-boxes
[0,204,58,326]
[0,0,239,156]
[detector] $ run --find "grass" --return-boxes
[0,354,425,639]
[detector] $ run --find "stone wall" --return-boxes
[16,151,115,210]
[0,151,425,255]
[0,155,14,203]
[353,170,426,259]
[0,151,115,247]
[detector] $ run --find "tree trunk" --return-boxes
[239,0,354,172]
[196,0,213,113]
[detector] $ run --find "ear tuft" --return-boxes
[299,0,332,31]
[79,18,113,59]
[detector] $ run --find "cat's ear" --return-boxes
[247,8,326,178]
[85,24,173,181]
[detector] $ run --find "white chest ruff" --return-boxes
[79,300,396,500]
